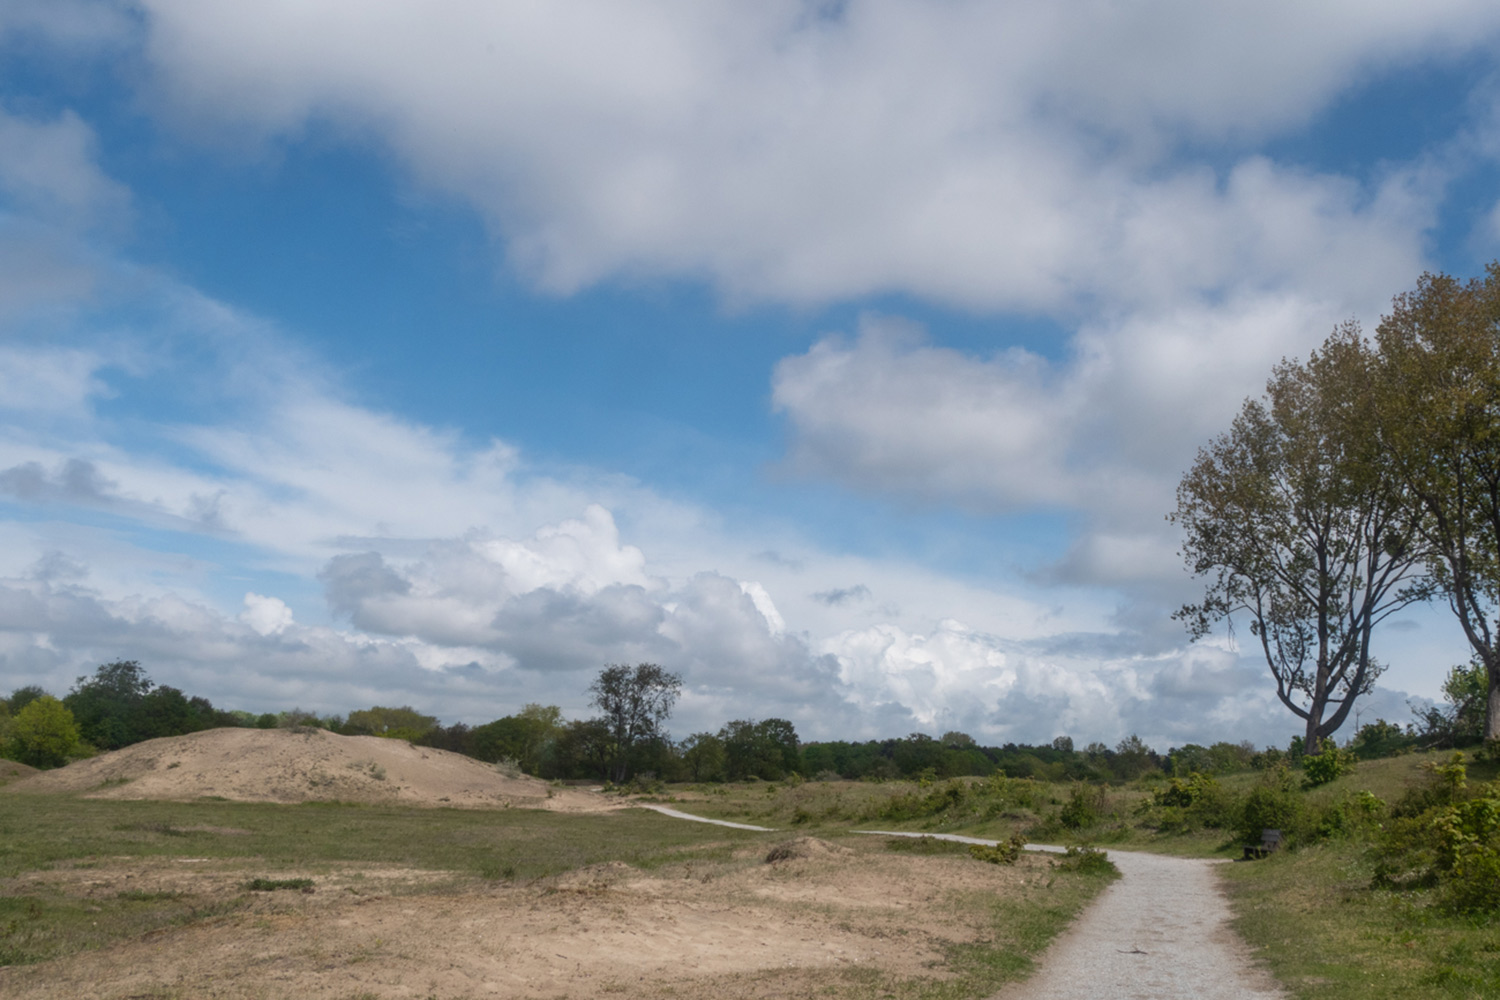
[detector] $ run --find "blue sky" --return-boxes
[1,1,1496,749]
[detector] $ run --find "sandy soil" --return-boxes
[6,727,611,811]
[0,835,1054,1000]
[989,848,1286,1000]
[0,759,38,785]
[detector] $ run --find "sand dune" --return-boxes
[8,726,611,811]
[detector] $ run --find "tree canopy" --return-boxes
[1374,266,1500,741]
[1173,325,1430,746]
[589,663,682,782]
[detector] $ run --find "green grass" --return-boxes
[1222,840,1500,999]
[0,795,749,882]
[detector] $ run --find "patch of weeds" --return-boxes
[1050,846,1119,877]
[969,835,1027,865]
[477,860,517,881]
[883,835,971,856]
[245,877,315,892]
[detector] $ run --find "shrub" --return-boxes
[1372,751,1500,913]
[7,696,81,768]
[1058,783,1104,830]
[969,834,1026,865]
[1234,768,1302,845]
[1301,739,1355,788]
[1051,845,1119,877]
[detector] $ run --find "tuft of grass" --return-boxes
[244,877,315,892]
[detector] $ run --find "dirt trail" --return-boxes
[853,832,1284,999]
[988,848,1285,1000]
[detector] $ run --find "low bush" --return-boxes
[1233,767,1303,846]
[1372,752,1500,913]
[1058,783,1105,831]
[968,834,1027,865]
[1301,739,1356,788]
[1050,846,1119,877]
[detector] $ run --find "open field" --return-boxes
[0,732,1115,999]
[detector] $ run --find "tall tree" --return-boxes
[1374,266,1500,741]
[1173,326,1429,747]
[589,663,681,782]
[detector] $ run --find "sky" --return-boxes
[1,1,1496,751]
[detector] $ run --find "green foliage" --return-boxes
[719,718,800,781]
[1234,768,1303,845]
[1173,324,1427,746]
[1411,660,1488,748]
[1146,771,1234,832]
[1348,718,1415,759]
[1058,783,1104,830]
[1051,846,1119,877]
[343,705,438,741]
[7,685,47,714]
[968,834,1026,865]
[1301,738,1356,787]
[7,696,81,768]
[679,731,726,782]
[1374,751,1500,913]
[589,662,682,783]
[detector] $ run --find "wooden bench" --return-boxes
[1242,828,1282,860]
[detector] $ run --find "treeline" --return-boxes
[2,656,1488,777]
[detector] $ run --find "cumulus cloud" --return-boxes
[118,0,1482,309]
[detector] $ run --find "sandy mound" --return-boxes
[7,727,613,811]
[0,759,38,785]
[765,835,850,863]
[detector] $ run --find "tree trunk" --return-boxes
[1487,662,1500,743]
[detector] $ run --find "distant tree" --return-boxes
[1412,659,1488,748]
[1051,735,1075,753]
[8,685,48,714]
[719,718,801,780]
[1111,735,1158,780]
[416,722,474,757]
[1173,326,1430,748]
[8,695,81,768]
[941,731,976,748]
[65,660,154,750]
[679,732,725,782]
[470,704,563,774]
[553,718,614,781]
[589,663,681,783]
[344,706,439,742]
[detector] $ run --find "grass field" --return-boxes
[0,789,1115,999]
[623,751,1500,999]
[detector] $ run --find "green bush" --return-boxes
[1301,739,1355,788]
[7,696,80,768]
[1051,845,1119,877]
[1372,752,1500,913]
[969,834,1026,865]
[1234,768,1302,845]
[1058,783,1104,830]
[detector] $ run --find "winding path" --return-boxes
[859,832,1285,1000]
[642,809,1287,1000]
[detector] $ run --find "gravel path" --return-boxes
[651,816,1286,999]
[637,803,778,831]
[987,847,1286,1000]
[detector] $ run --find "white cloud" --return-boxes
[0,106,130,230]
[123,0,1486,309]
[240,592,293,636]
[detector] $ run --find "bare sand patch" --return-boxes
[0,840,1052,999]
[6,728,612,811]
